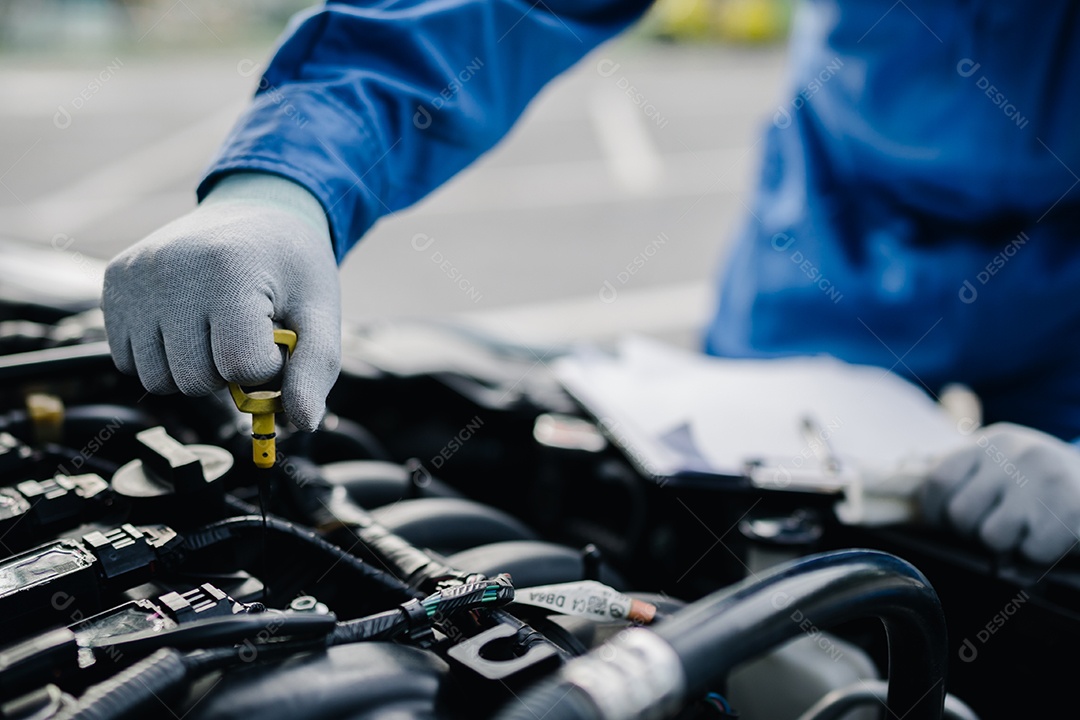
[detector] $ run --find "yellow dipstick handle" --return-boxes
[228,329,297,469]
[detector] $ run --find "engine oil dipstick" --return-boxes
[229,329,297,469]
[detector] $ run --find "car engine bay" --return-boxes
[0,242,1076,720]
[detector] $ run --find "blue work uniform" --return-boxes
[199,0,1080,440]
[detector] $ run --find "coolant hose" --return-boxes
[496,549,947,720]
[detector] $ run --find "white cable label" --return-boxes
[515,580,634,622]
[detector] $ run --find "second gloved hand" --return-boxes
[102,172,340,431]
[920,422,1080,564]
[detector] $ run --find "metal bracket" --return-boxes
[446,622,559,681]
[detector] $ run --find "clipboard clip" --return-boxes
[744,457,851,494]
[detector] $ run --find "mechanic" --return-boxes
[101,1,1080,565]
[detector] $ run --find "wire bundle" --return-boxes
[331,574,515,645]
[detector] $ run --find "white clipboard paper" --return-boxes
[552,337,971,502]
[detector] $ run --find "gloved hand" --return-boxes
[920,422,1080,564]
[102,172,340,431]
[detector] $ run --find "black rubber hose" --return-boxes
[796,679,979,720]
[56,646,245,720]
[370,497,537,553]
[181,515,414,598]
[446,540,625,589]
[319,459,462,508]
[307,416,392,462]
[0,341,113,383]
[497,549,947,720]
[64,405,156,435]
[0,404,152,443]
[658,549,945,717]
[500,681,600,720]
[53,648,190,720]
[56,638,342,720]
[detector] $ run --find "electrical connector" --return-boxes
[17,474,109,528]
[81,524,156,581]
[158,583,237,624]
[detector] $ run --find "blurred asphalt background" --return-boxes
[0,0,789,350]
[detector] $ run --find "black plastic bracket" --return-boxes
[446,622,559,681]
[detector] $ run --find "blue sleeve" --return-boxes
[197,0,650,262]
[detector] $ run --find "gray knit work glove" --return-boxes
[920,422,1080,564]
[102,172,340,431]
